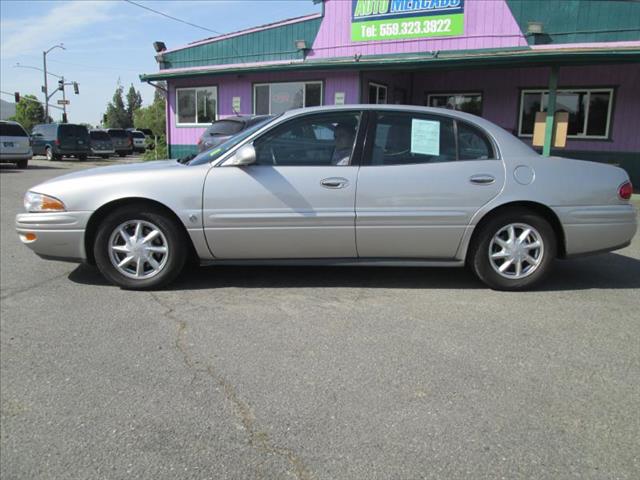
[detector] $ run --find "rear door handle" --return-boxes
[320,177,349,189]
[469,174,495,185]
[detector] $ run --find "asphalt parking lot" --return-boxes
[1,158,639,479]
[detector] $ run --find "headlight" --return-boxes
[24,191,66,212]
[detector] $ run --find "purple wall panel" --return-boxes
[410,64,640,152]
[309,0,527,59]
[168,70,359,145]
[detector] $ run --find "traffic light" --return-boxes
[58,79,64,91]
[14,92,20,103]
[73,82,79,95]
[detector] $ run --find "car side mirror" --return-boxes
[224,144,256,166]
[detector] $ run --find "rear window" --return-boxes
[59,124,89,138]
[0,123,28,137]
[90,131,111,140]
[131,131,146,138]
[206,120,245,136]
[108,129,128,138]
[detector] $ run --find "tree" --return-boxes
[10,95,45,132]
[103,85,130,128]
[134,87,167,160]
[126,84,143,126]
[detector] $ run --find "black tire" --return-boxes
[45,147,59,161]
[78,154,88,161]
[101,155,110,159]
[468,209,557,291]
[93,205,188,290]
[16,159,28,169]
[118,152,126,157]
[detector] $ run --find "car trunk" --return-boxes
[0,124,30,155]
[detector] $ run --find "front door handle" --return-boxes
[320,177,349,189]
[469,174,495,185]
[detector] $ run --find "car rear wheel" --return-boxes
[118,152,126,157]
[45,147,59,161]
[16,159,28,169]
[469,209,556,291]
[78,154,87,161]
[94,206,187,290]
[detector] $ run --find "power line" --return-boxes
[122,0,224,35]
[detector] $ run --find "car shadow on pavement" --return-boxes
[68,252,640,291]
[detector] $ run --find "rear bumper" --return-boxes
[0,152,32,162]
[16,211,92,262]
[553,204,638,256]
[91,148,115,155]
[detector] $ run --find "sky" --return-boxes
[0,0,320,125]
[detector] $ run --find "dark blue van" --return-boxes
[31,123,90,161]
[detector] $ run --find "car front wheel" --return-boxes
[469,210,556,291]
[94,206,187,289]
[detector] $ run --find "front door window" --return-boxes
[254,112,361,166]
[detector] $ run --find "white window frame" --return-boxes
[175,86,218,126]
[252,81,323,115]
[427,92,482,112]
[369,82,388,104]
[518,88,614,139]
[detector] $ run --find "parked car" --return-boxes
[197,115,272,152]
[0,120,32,168]
[89,130,115,159]
[16,105,637,291]
[131,130,147,153]
[106,129,133,157]
[31,123,90,161]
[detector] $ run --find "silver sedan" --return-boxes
[16,105,637,290]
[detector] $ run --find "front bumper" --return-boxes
[16,211,92,262]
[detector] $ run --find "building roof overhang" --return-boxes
[140,46,640,82]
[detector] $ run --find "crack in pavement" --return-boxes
[0,271,71,301]
[148,292,315,480]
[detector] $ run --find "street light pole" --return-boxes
[42,44,65,122]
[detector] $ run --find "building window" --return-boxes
[427,93,482,116]
[253,81,323,115]
[176,86,217,125]
[518,88,613,139]
[369,83,387,104]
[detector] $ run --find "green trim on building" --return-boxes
[160,16,322,70]
[506,0,640,45]
[141,47,640,81]
[169,144,199,159]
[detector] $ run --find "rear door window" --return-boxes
[368,112,456,165]
[90,131,111,140]
[0,123,28,137]
[457,122,495,160]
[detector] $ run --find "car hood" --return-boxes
[41,160,183,184]
[29,159,208,213]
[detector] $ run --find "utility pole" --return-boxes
[42,44,65,122]
[61,77,67,123]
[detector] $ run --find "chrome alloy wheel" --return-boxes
[488,223,544,280]
[108,220,169,279]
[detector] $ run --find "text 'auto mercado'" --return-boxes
[140,0,640,185]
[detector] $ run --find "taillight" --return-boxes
[197,138,203,146]
[618,181,632,200]
[55,138,60,145]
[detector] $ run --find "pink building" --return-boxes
[140,0,640,184]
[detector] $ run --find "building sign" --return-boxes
[351,0,465,42]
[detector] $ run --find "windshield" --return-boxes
[60,124,89,138]
[187,116,277,166]
[90,131,110,140]
[206,120,245,136]
[108,129,128,138]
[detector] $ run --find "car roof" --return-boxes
[278,104,535,158]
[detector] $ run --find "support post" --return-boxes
[42,51,48,122]
[542,65,559,157]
